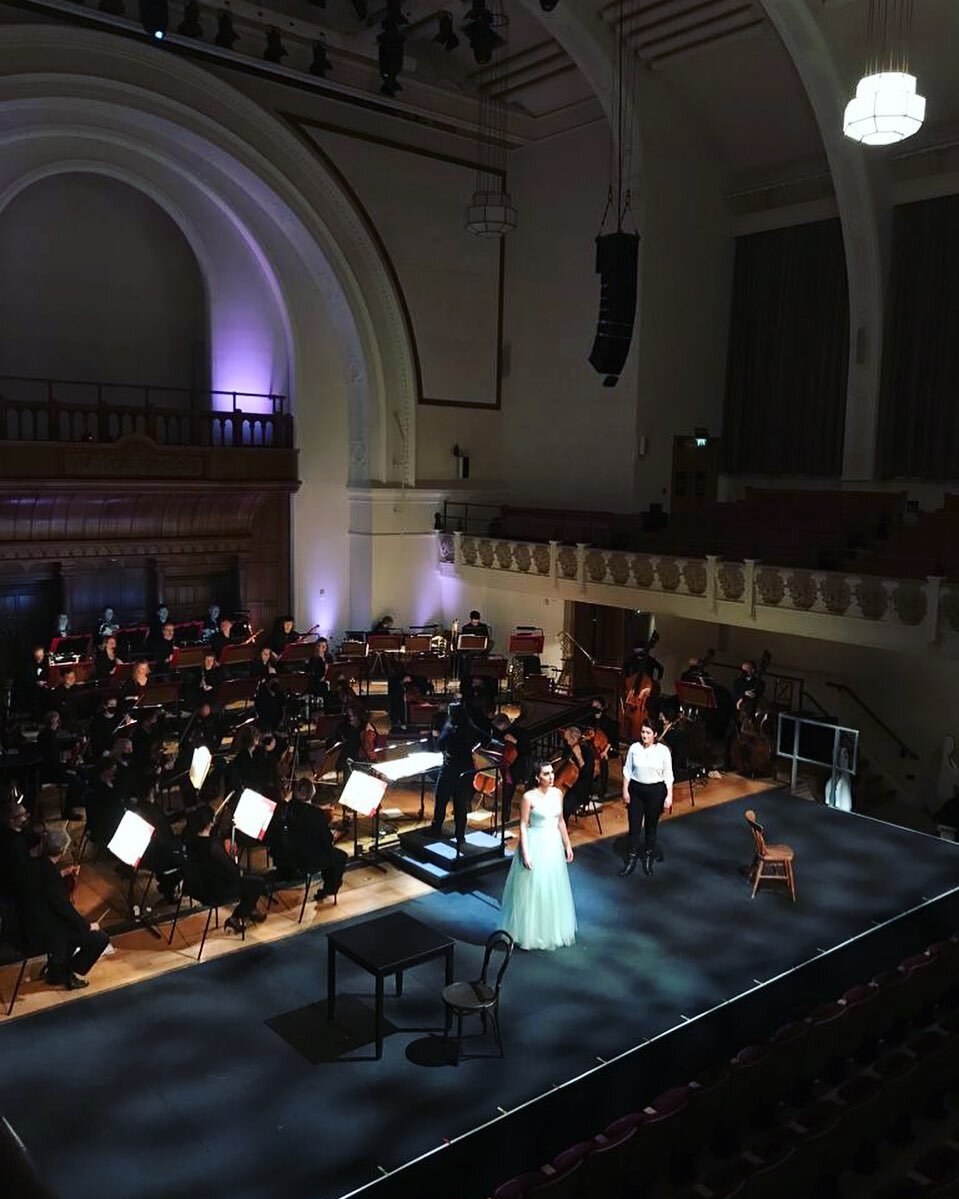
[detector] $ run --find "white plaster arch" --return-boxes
[0,24,425,632]
[0,24,419,487]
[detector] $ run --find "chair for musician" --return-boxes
[442,929,514,1063]
[167,859,243,960]
[744,808,796,902]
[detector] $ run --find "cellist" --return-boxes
[621,636,664,740]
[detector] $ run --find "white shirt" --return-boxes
[623,741,673,789]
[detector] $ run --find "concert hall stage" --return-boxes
[1,791,957,1199]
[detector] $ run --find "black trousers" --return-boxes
[50,926,110,979]
[626,780,667,854]
[432,765,473,843]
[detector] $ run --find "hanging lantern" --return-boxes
[465,0,517,239]
[844,0,925,146]
[466,189,517,237]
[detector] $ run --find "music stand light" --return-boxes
[372,751,444,782]
[339,769,388,817]
[190,745,212,791]
[108,810,155,868]
[234,788,277,841]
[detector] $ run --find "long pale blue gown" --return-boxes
[500,788,576,950]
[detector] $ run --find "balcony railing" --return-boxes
[438,531,955,646]
[0,374,293,449]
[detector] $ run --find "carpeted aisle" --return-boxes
[1,792,957,1199]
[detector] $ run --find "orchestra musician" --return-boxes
[97,607,120,640]
[184,804,268,935]
[148,605,171,642]
[89,696,121,758]
[587,696,619,798]
[16,827,111,991]
[196,651,224,704]
[203,604,221,638]
[269,615,299,656]
[94,635,123,681]
[430,699,488,851]
[50,667,81,732]
[619,718,673,879]
[149,622,178,672]
[307,636,334,707]
[558,726,595,821]
[457,609,490,688]
[251,645,278,684]
[732,660,765,713]
[15,645,50,715]
[272,777,348,902]
[209,617,235,660]
[491,711,532,828]
[371,614,395,634]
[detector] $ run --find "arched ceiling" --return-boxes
[4,0,958,197]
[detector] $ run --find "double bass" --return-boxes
[730,650,773,777]
[622,631,661,743]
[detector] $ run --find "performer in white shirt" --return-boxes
[619,718,673,878]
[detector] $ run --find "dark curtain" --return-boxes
[878,194,959,479]
[722,219,848,475]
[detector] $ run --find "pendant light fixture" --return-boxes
[843,0,925,146]
[465,0,517,238]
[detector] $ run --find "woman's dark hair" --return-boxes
[640,718,657,735]
[532,758,553,780]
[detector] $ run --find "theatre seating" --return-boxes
[487,931,959,1199]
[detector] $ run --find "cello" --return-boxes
[622,631,661,743]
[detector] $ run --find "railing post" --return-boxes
[706,554,719,614]
[925,575,943,644]
[744,558,759,619]
[576,543,588,586]
[452,530,463,566]
[549,540,560,581]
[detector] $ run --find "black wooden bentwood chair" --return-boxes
[442,929,514,1064]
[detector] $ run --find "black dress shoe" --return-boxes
[50,972,89,991]
[618,852,640,878]
[224,915,246,934]
[247,909,267,924]
[642,851,654,877]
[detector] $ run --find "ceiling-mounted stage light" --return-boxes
[263,27,287,62]
[463,0,503,66]
[309,39,332,76]
[214,10,238,47]
[378,1,406,97]
[433,11,459,51]
[138,0,167,35]
[843,0,925,145]
[177,0,203,36]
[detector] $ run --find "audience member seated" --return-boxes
[17,828,110,991]
[273,778,347,900]
[184,804,267,934]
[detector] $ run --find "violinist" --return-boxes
[329,706,376,772]
[587,696,619,798]
[89,696,121,759]
[558,726,595,821]
[95,635,123,681]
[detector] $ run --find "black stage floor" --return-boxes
[1,791,957,1199]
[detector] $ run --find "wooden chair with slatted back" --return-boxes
[744,809,796,902]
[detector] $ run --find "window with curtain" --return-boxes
[878,194,959,479]
[722,219,849,476]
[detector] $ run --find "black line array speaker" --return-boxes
[587,230,640,387]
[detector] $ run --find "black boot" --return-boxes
[618,851,640,878]
[642,851,654,877]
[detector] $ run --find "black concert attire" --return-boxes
[14,654,49,716]
[269,625,299,656]
[0,823,39,902]
[36,726,65,788]
[94,648,120,682]
[251,656,277,684]
[85,777,126,846]
[50,682,80,731]
[135,800,183,903]
[500,721,533,828]
[431,705,485,846]
[457,620,490,687]
[149,633,177,674]
[588,708,621,797]
[209,630,231,661]
[623,649,664,682]
[196,661,224,705]
[274,801,347,896]
[308,650,334,704]
[16,855,110,982]
[561,740,595,821]
[184,833,266,922]
[731,670,765,713]
[89,707,120,759]
[254,680,285,734]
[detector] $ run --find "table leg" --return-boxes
[327,941,336,1020]
[395,971,403,997]
[375,974,384,1059]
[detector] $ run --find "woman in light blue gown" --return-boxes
[501,761,576,950]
